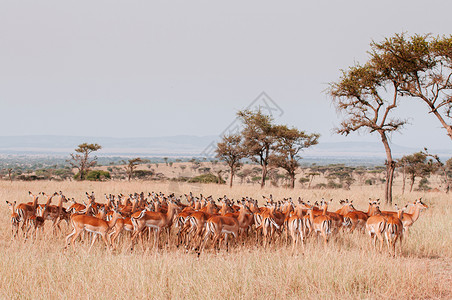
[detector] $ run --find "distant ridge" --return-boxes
[0,135,449,159]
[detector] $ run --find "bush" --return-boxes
[327,180,343,189]
[365,179,374,185]
[86,170,111,181]
[313,183,327,189]
[417,178,431,191]
[133,170,154,179]
[188,174,225,184]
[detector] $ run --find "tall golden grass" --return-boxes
[0,180,451,299]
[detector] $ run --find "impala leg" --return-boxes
[71,229,83,252]
[88,234,98,253]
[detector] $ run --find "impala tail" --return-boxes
[322,220,332,235]
[343,216,352,227]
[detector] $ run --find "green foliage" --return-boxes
[188,174,225,184]
[417,178,431,191]
[85,170,110,181]
[133,170,154,179]
[365,179,374,185]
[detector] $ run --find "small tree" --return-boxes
[122,158,144,181]
[401,152,436,192]
[422,148,451,193]
[270,125,320,188]
[329,62,406,203]
[68,143,102,180]
[238,109,276,188]
[216,133,245,187]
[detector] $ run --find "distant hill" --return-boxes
[0,135,449,160]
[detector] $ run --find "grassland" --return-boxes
[0,180,451,299]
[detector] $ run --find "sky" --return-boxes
[0,0,451,150]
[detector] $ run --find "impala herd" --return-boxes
[4,191,428,256]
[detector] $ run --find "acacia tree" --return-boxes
[329,63,406,203]
[237,110,276,188]
[122,157,145,181]
[422,148,450,193]
[68,143,102,180]
[216,133,245,187]
[400,152,436,192]
[370,33,452,140]
[269,125,319,188]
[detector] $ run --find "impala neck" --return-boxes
[309,209,314,224]
[410,205,422,222]
[131,199,138,214]
[322,204,328,215]
[57,195,64,214]
[32,195,39,210]
[366,203,372,216]
[108,212,120,230]
[45,195,53,207]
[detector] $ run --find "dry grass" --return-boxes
[0,180,451,299]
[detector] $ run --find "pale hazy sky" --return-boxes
[1,1,451,149]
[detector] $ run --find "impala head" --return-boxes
[6,200,16,209]
[416,198,429,210]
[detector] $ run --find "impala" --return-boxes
[130,200,181,250]
[365,202,387,252]
[6,201,20,238]
[15,192,40,230]
[384,205,404,257]
[308,201,332,247]
[64,203,122,252]
[199,212,239,254]
[286,201,306,253]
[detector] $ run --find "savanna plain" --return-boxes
[0,180,451,299]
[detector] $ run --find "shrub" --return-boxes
[188,174,225,184]
[365,179,374,185]
[86,170,111,181]
[313,183,327,189]
[327,180,343,189]
[133,170,154,179]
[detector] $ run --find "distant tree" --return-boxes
[7,168,12,182]
[329,61,406,203]
[269,125,320,188]
[122,158,145,181]
[422,148,451,193]
[298,177,310,188]
[400,152,436,192]
[238,109,276,188]
[216,133,246,187]
[306,172,320,189]
[86,170,111,181]
[68,143,102,180]
[370,33,452,140]
[163,157,169,166]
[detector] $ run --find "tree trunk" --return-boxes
[380,131,395,204]
[290,173,295,189]
[401,165,406,194]
[229,169,234,188]
[261,164,267,188]
[410,177,415,192]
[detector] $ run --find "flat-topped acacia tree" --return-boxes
[370,33,452,140]
[329,63,406,204]
[216,133,245,187]
[270,125,320,189]
[68,143,102,180]
[237,110,276,188]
